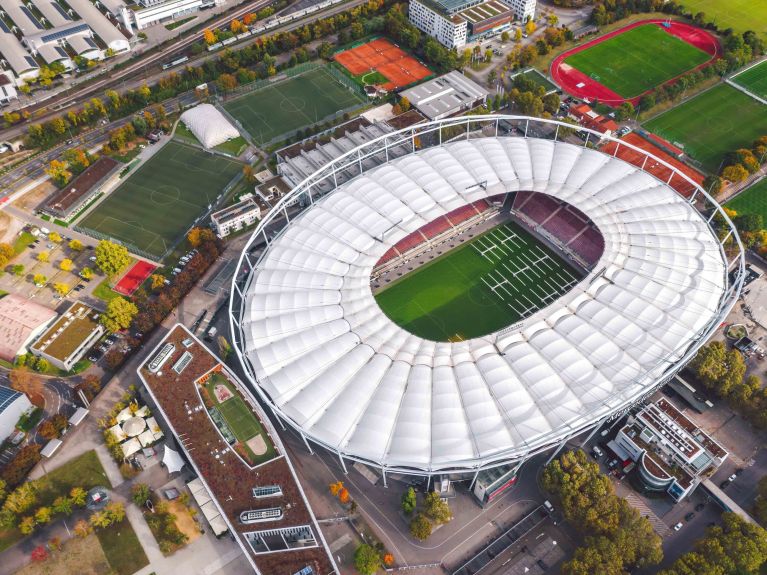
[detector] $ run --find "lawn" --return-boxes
[79,140,242,259]
[731,60,767,101]
[203,372,276,466]
[12,231,35,256]
[223,66,366,145]
[375,221,580,342]
[15,533,111,575]
[726,178,767,224]
[174,122,247,156]
[0,451,111,552]
[95,520,149,575]
[563,23,711,98]
[679,0,767,42]
[93,278,121,302]
[644,84,767,173]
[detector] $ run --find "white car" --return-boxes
[673,522,683,531]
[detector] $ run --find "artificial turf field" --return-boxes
[223,67,365,145]
[726,178,767,224]
[731,61,767,101]
[375,221,581,342]
[644,84,767,173]
[679,0,767,42]
[79,141,242,258]
[218,397,262,442]
[563,23,710,98]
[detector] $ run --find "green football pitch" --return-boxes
[79,141,242,259]
[731,61,767,101]
[563,24,711,98]
[375,221,582,342]
[218,397,262,442]
[679,0,767,42]
[726,178,767,224]
[644,84,767,173]
[223,67,366,145]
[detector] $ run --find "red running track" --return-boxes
[114,260,156,296]
[550,19,721,106]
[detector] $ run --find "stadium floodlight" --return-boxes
[229,115,744,478]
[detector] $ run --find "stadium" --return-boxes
[229,116,744,480]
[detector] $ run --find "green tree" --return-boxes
[53,283,70,296]
[11,264,24,276]
[401,487,416,515]
[37,252,49,263]
[34,506,52,525]
[52,496,73,516]
[101,297,139,332]
[703,175,723,196]
[80,267,94,280]
[0,243,13,268]
[19,516,35,535]
[104,501,125,524]
[689,341,746,397]
[48,232,62,243]
[94,240,130,278]
[59,258,74,272]
[2,482,38,517]
[354,543,382,575]
[69,487,87,507]
[423,491,451,524]
[33,274,47,286]
[409,513,432,540]
[722,164,749,183]
[131,483,151,506]
[614,101,635,121]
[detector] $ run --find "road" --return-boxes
[0,0,368,144]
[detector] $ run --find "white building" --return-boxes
[131,0,217,30]
[0,386,32,444]
[409,0,535,48]
[409,0,467,48]
[612,398,728,501]
[399,71,488,120]
[211,197,261,238]
[0,71,18,103]
[30,302,105,371]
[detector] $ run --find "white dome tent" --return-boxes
[179,104,240,149]
[230,116,744,479]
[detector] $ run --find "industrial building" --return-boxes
[0,294,57,362]
[399,71,488,120]
[30,302,105,371]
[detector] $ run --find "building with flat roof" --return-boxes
[613,398,728,501]
[138,324,337,575]
[30,302,104,371]
[40,156,121,221]
[399,71,488,120]
[0,72,18,103]
[0,386,32,444]
[210,197,262,238]
[130,0,217,30]
[409,0,535,48]
[0,294,57,362]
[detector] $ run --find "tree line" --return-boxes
[542,450,663,575]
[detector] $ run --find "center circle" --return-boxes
[151,185,181,205]
[280,97,306,113]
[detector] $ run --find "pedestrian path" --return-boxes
[625,492,671,537]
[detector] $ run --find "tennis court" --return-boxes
[223,67,366,145]
[644,84,767,173]
[731,61,767,101]
[79,141,242,259]
[375,221,581,342]
[334,37,433,90]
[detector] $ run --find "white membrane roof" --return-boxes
[240,137,727,472]
[180,104,240,149]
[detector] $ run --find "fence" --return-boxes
[223,61,323,100]
[72,224,160,263]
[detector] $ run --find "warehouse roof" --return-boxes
[0,294,57,361]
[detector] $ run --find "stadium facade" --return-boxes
[230,116,744,483]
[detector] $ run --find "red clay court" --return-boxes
[114,260,156,296]
[551,20,720,105]
[600,132,704,198]
[334,37,433,91]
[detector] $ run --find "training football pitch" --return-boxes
[375,221,581,342]
[679,0,767,42]
[563,24,711,98]
[644,84,767,173]
[726,178,767,224]
[223,67,366,145]
[731,61,767,101]
[79,141,242,259]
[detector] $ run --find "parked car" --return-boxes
[695,503,705,512]
[685,512,695,522]
[591,445,604,459]
[674,522,683,531]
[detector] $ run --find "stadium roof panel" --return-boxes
[234,119,737,474]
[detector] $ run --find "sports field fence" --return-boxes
[262,101,370,147]
[72,225,160,263]
[221,61,324,100]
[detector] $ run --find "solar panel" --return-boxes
[0,20,10,32]
[293,568,314,575]
[21,6,44,29]
[83,36,97,48]
[25,55,39,68]
[52,2,71,20]
[0,386,22,414]
[55,46,67,57]
[252,485,282,498]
